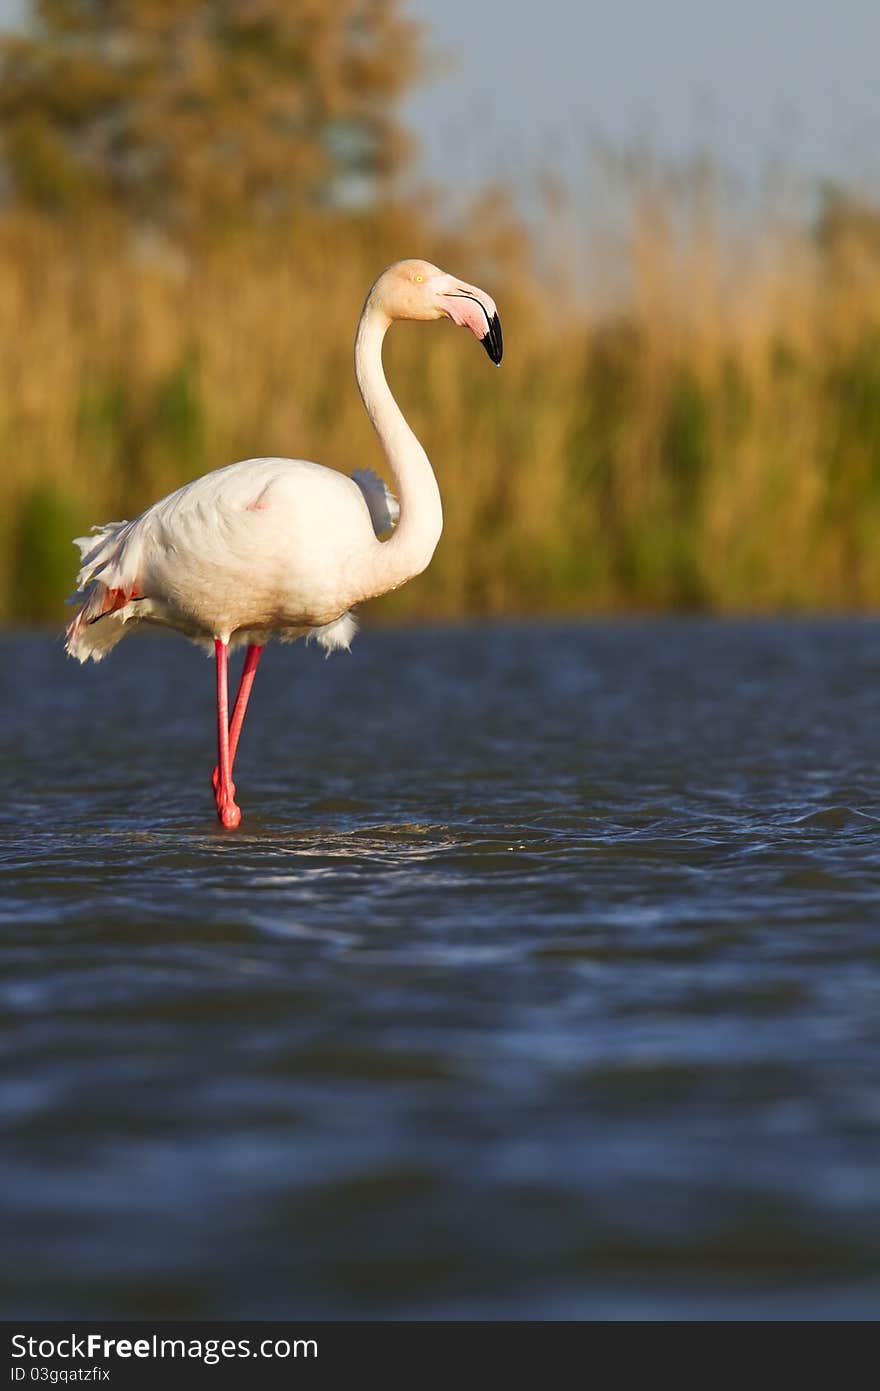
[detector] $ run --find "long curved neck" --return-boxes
[353,300,443,598]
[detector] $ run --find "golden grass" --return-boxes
[4,174,880,624]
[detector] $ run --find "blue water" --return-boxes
[3,619,880,1318]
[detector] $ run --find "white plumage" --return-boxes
[66,459,397,661]
[65,258,502,825]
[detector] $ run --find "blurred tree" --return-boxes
[0,0,423,230]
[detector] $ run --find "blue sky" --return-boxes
[404,0,880,193]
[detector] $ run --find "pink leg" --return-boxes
[214,639,241,829]
[212,643,263,797]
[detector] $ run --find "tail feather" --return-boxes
[72,520,130,586]
[65,520,142,663]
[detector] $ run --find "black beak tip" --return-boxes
[481,312,503,366]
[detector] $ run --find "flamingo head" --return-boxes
[371,259,503,365]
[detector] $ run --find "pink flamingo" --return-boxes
[66,260,502,827]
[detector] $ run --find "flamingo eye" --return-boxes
[414,273,424,283]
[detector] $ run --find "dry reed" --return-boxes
[3,168,880,624]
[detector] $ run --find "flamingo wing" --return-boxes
[352,468,400,536]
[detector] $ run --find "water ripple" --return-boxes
[3,620,880,1317]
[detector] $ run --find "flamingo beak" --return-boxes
[440,283,503,366]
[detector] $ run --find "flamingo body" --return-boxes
[66,458,398,661]
[65,259,502,824]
